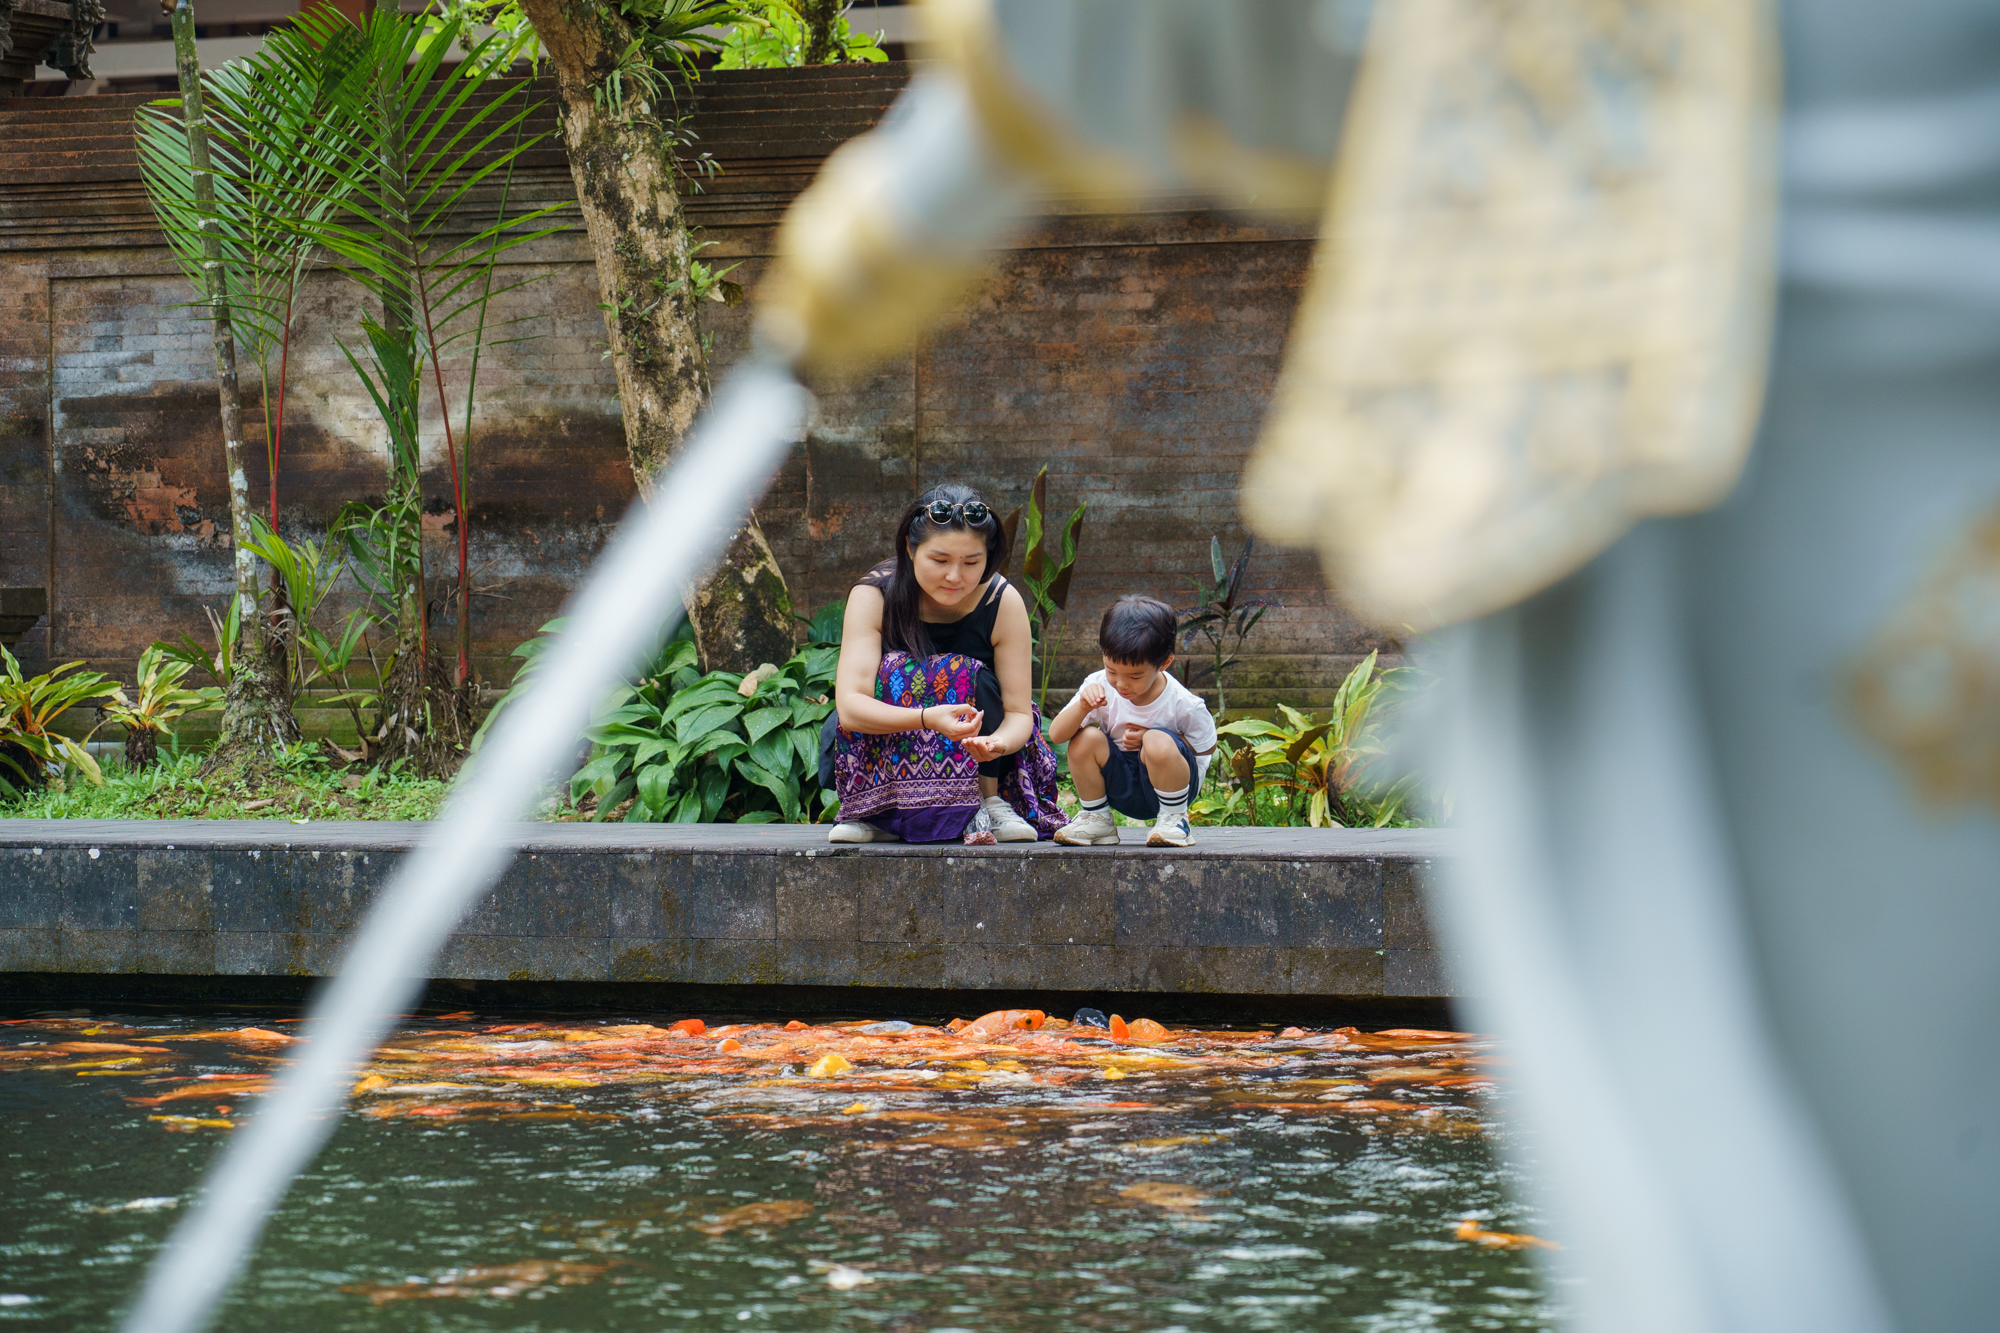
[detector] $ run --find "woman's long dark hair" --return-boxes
[881,483,1010,658]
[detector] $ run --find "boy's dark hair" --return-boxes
[1099,595,1177,667]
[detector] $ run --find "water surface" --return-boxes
[0,1007,1559,1330]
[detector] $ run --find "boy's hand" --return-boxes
[961,735,1006,762]
[1076,680,1108,711]
[1117,723,1148,751]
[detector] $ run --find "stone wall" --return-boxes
[0,64,1391,710]
[0,820,1459,1000]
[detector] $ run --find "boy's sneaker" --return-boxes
[1055,807,1119,846]
[981,795,1039,843]
[1146,813,1196,847]
[828,821,901,844]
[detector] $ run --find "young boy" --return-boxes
[1050,595,1216,847]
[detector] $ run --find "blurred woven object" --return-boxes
[1244,0,1780,631]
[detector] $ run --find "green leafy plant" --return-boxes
[1000,466,1087,716]
[156,599,240,693]
[267,6,559,699]
[715,0,889,67]
[136,16,367,531]
[0,646,119,794]
[482,605,845,823]
[102,646,212,769]
[1177,536,1278,721]
[575,617,841,823]
[1209,653,1422,828]
[0,741,450,822]
[239,517,380,731]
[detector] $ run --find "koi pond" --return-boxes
[0,1006,1559,1330]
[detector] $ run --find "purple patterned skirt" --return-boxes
[833,651,1070,843]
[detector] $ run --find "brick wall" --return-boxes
[0,65,1391,710]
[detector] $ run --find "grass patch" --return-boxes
[0,741,449,822]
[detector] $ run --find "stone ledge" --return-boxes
[0,821,1459,998]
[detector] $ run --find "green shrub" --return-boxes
[488,605,845,823]
[0,646,119,794]
[1194,653,1435,829]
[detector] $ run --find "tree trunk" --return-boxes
[799,0,840,65]
[171,0,295,763]
[126,727,158,771]
[514,0,795,673]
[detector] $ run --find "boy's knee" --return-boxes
[1140,729,1179,760]
[1071,726,1108,761]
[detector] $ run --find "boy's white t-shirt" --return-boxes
[1078,669,1218,790]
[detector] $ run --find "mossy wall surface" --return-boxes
[0,66,1393,709]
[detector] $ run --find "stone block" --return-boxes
[56,846,141,931]
[0,847,60,929]
[279,848,390,936]
[774,859,860,941]
[469,854,614,938]
[135,849,213,932]
[61,928,214,974]
[213,931,296,976]
[609,936,860,987]
[434,933,610,982]
[1382,859,1435,950]
[0,927,59,970]
[209,851,286,933]
[1287,946,1387,996]
[1114,857,1382,950]
[673,853,778,940]
[1384,948,1458,997]
[851,854,1074,946]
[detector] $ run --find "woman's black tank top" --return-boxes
[858,559,1009,671]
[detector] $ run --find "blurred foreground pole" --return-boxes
[1415,2,2000,1330]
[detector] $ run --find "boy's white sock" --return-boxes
[1079,795,1109,813]
[1154,784,1189,821]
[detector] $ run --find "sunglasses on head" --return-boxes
[924,499,991,526]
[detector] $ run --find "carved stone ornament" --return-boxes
[1242,0,1782,632]
[1848,503,2000,816]
[47,0,104,78]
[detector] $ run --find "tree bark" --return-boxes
[171,0,295,761]
[514,0,796,673]
[799,0,840,65]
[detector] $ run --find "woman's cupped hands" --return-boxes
[924,702,983,742]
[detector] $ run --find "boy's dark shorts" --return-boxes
[1100,730,1203,821]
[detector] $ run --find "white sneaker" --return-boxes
[828,821,901,844]
[981,795,1039,843]
[1146,811,1195,847]
[1054,807,1119,846]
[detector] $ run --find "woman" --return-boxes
[824,483,1069,843]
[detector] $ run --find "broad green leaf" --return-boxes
[636,764,678,811]
[748,728,797,779]
[791,725,819,778]
[675,702,743,746]
[590,776,635,821]
[742,706,790,745]
[1284,723,1333,766]
[698,764,732,821]
[736,758,800,822]
[659,679,741,726]
[569,753,619,801]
